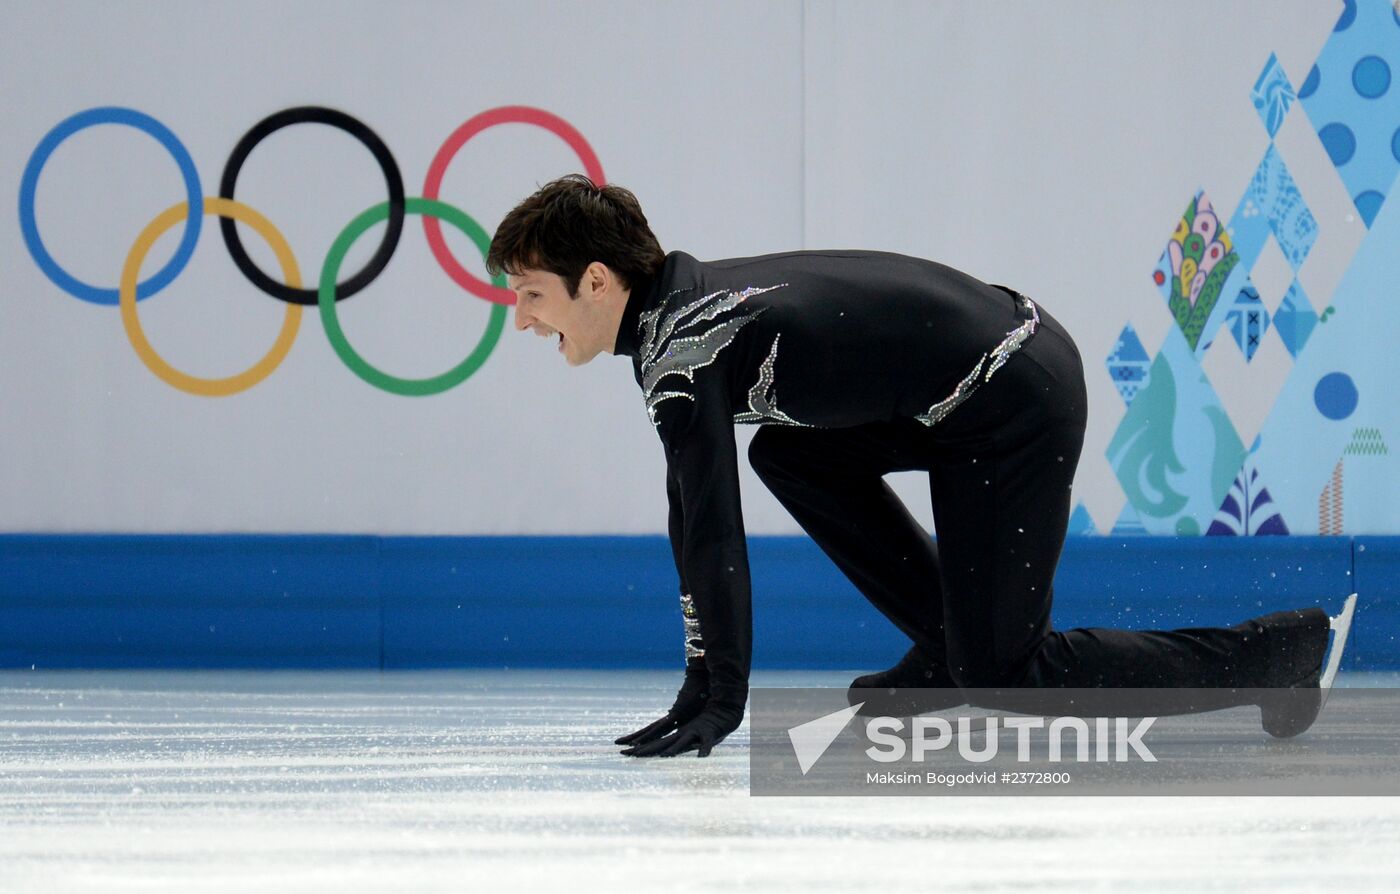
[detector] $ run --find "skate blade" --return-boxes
[1319,593,1357,697]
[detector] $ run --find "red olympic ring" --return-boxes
[422,105,606,306]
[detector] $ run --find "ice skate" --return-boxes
[847,644,964,716]
[1261,594,1357,739]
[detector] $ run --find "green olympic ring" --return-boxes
[320,197,507,397]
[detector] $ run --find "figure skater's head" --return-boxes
[489,175,663,366]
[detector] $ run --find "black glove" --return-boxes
[615,664,745,757]
[621,700,744,757]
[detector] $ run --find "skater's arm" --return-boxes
[618,383,748,757]
[655,390,752,711]
[667,465,706,668]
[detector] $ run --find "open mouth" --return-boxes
[557,332,566,353]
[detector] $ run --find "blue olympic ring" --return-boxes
[18,106,203,307]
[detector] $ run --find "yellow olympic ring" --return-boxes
[120,198,302,397]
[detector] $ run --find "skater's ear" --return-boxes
[576,261,616,303]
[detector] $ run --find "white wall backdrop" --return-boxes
[2,0,1373,535]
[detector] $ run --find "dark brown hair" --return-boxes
[486,174,665,297]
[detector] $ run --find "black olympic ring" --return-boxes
[218,106,406,306]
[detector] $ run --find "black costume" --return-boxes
[613,250,1328,737]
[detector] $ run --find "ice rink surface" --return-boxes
[2,669,1399,893]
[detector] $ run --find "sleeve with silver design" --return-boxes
[680,592,706,662]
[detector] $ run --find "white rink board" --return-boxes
[0,1,1346,535]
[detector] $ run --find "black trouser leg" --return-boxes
[749,299,1329,712]
[926,307,1329,706]
[748,422,947,656]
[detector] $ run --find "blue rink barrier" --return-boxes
[0,535,1394,670]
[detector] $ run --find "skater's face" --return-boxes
[509,264,620,366]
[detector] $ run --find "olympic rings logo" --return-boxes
[18,105,605,397]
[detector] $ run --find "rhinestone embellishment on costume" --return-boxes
[639,283,787,425]
[680,593,705,661]
[734,334,807,426]
[915,294,1040,427]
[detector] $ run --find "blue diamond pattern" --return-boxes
[1273,280,1319,357]
[1224,280,1271,361]
[1105,323,1152,405]
[1252,53,1296,138]
[1105,327,1247,537]
[1297,0,1400,227]
[1067,504,1098,536]
[1226,145,1318,271]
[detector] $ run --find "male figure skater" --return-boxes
[488,175,1357,758]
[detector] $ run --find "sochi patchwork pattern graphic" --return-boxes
[1085,0,1400,536]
